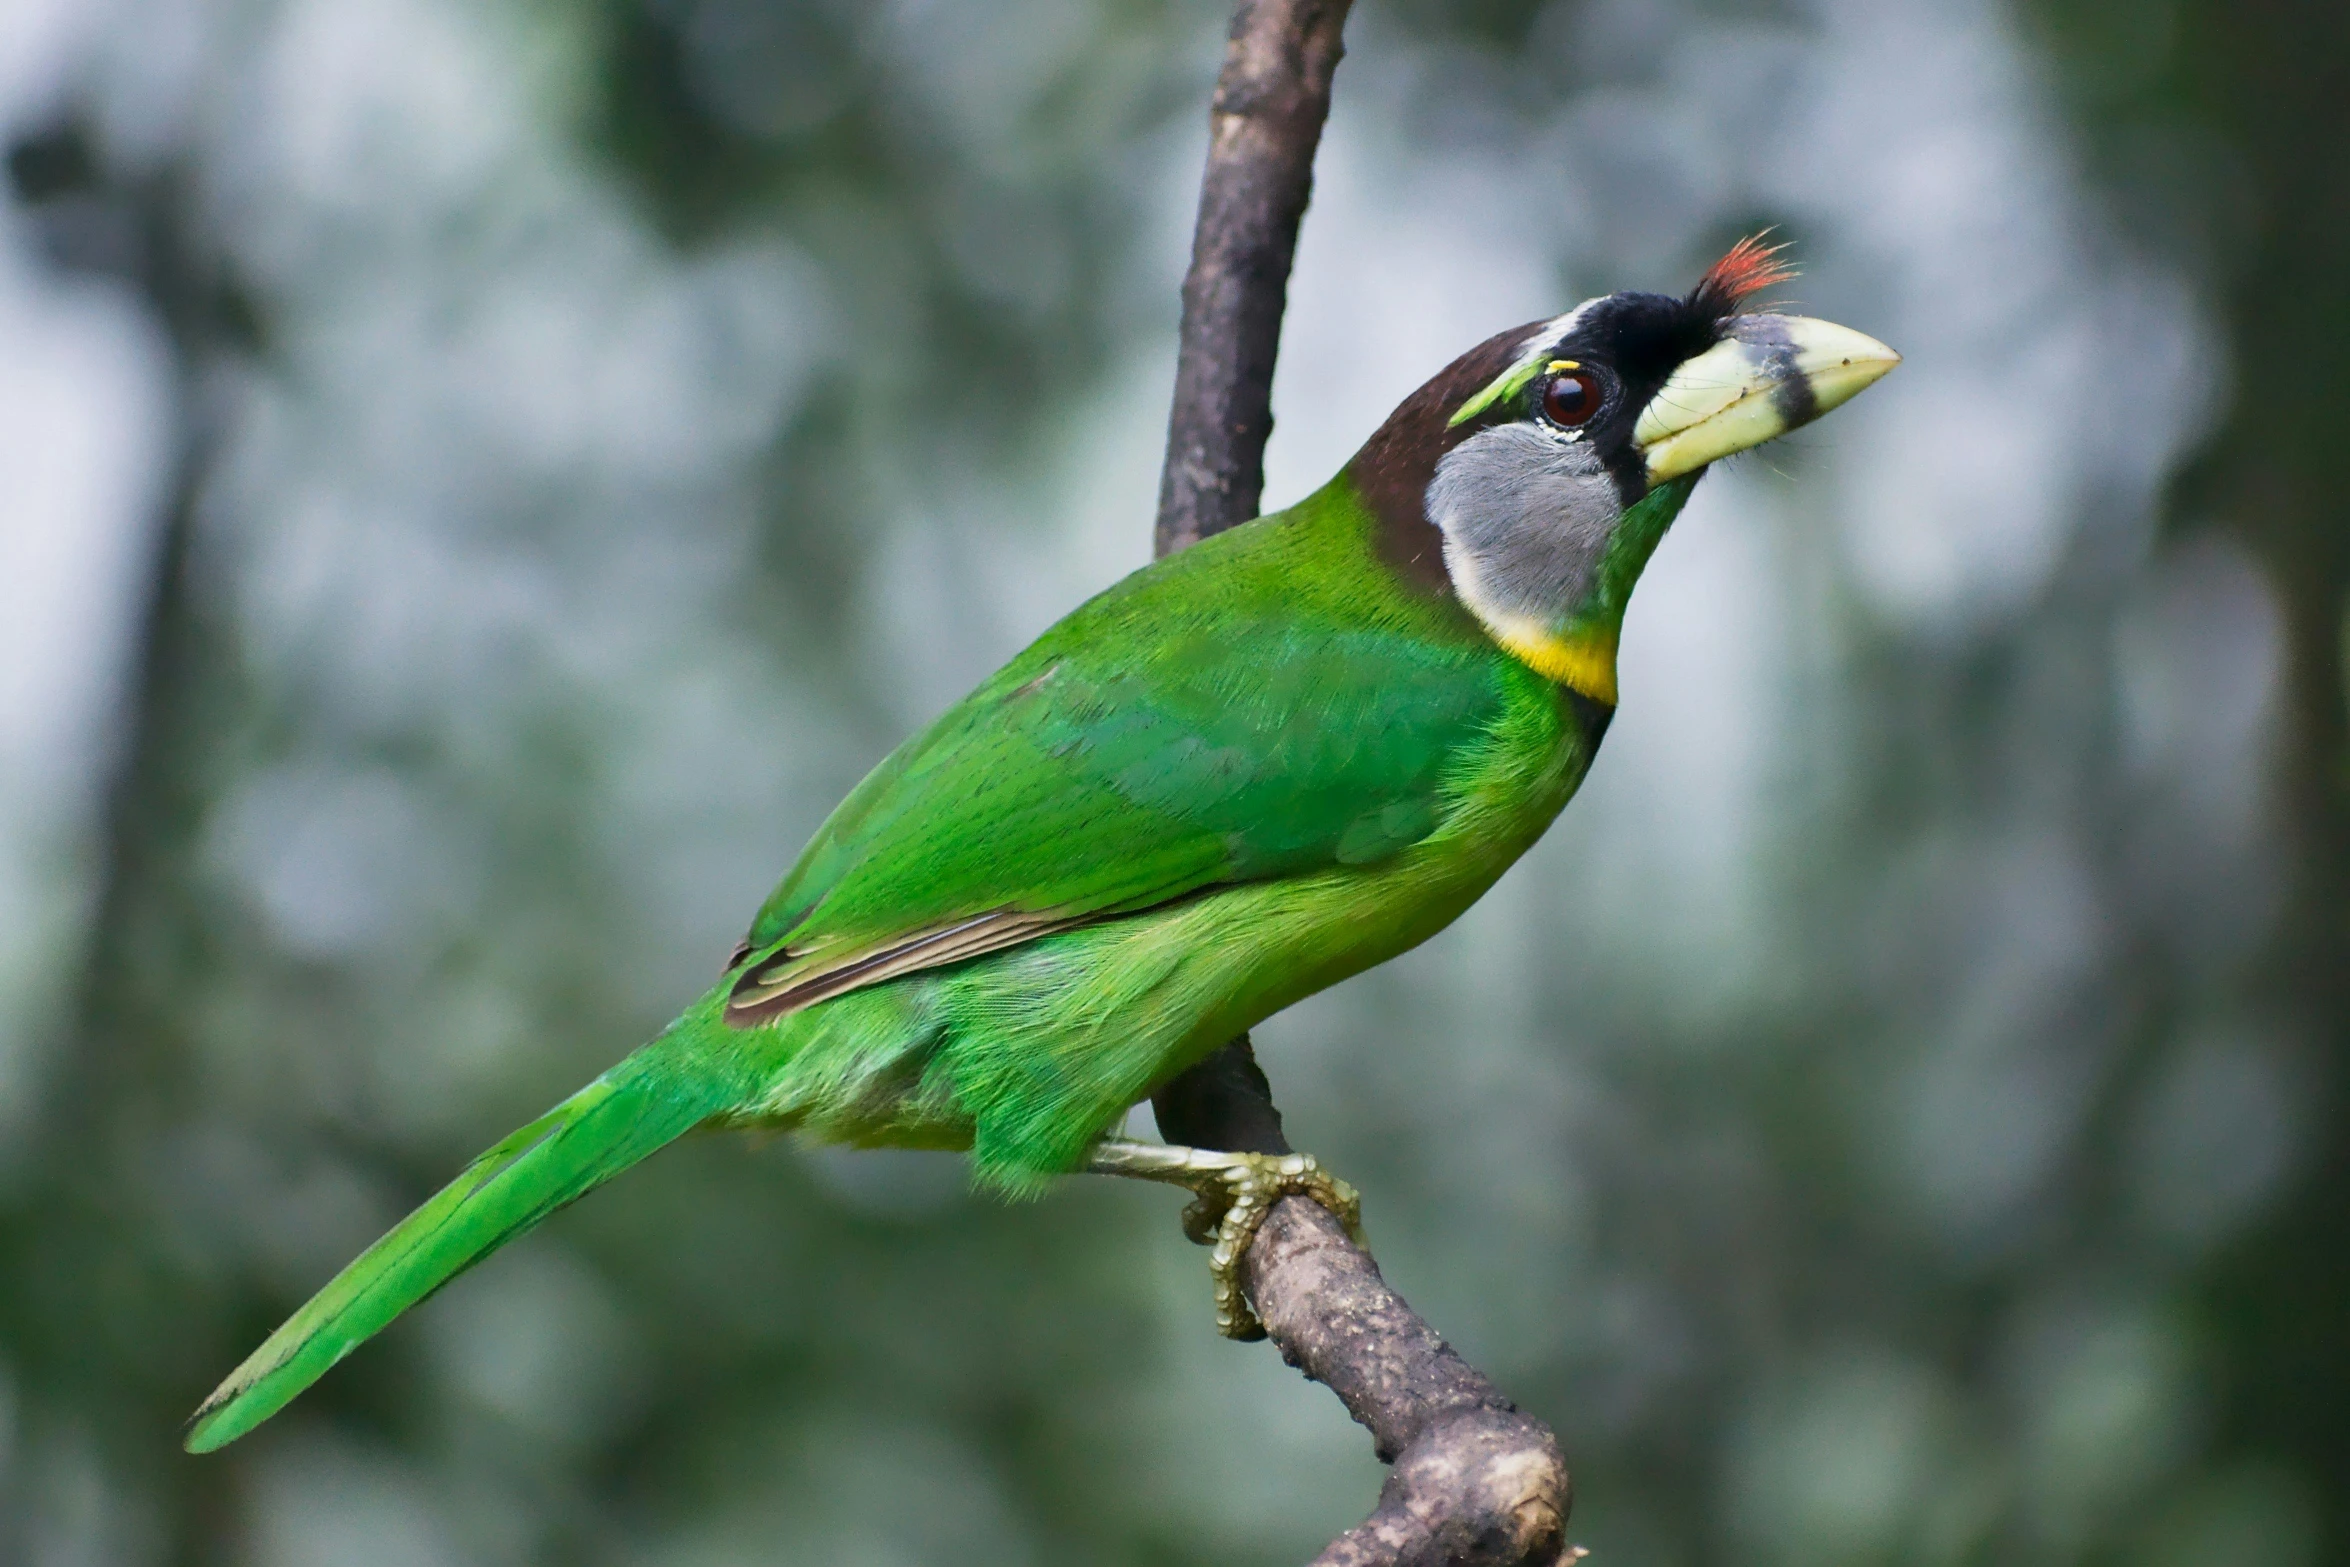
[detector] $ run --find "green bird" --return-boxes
[186,238,1896,1452]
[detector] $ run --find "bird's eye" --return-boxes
[1542,369,1601,427]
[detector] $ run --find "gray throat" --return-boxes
[1425,423,1623,633]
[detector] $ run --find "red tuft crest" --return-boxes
[1689,233,1796,320]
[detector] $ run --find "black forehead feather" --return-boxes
[1551,291,1725,386]
[1556,235,1795,379]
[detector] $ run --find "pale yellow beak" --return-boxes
[1633,314,1901,485]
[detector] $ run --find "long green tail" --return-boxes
[185,1040,735,1453]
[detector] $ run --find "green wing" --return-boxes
[729,509,1508,1018]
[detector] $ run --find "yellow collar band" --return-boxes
[1490,617,1619,706]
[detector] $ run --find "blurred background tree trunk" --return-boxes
[2068,0,2350,1543]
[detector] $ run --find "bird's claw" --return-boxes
[1087,1140,1363,1340]
[1188,1150,1362,1340]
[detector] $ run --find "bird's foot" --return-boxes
[1086,1138,1363,1340]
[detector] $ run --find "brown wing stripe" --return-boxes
[722,908,1091,1027]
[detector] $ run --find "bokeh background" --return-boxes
[0,0,2342,1562]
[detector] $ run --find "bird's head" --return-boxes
[1348,238,1898,704]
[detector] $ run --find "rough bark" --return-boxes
[1155,0,1351,556]
[1148,5,1579,1562]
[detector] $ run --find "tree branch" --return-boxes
[1155,0,1349,556]
[1149,5,1578,1562]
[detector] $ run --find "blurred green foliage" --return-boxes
[0,0,2340,1564]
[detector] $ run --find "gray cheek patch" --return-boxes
[1427,424,1624,625]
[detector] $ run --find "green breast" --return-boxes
[741,471,1553,967]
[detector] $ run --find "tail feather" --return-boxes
[185,1047,731,1453]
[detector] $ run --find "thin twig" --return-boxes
[1156,0,1350,556]
[1149,4,1578,1563]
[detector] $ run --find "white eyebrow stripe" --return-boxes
[1522,301,1596,358]
[1449,300,1605,430]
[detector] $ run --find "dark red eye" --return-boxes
[1542,369,1601,426]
